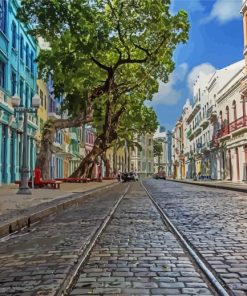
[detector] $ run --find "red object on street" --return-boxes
[34,168,42,186]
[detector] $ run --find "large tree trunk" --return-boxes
[36,112,92,180]
[113,145,117,174]
[70,140,103,178]
[69,98,125,178]
[101,152,110,177]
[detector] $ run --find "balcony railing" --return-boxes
[187,129,192,138]
[213,115,247,140]
[229,116,247,133]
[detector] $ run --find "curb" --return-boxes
[167,179,247,193]
[0,182,119,239]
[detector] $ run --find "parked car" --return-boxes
[153,171,166,180]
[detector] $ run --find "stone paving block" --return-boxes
[143,179,247,296]
[69,183,213,296]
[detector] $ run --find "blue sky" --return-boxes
[151,0,243,131]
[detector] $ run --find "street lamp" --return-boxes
[12,94,41,195]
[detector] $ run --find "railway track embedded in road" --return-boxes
[142,181,232,296]
[56,185,130,296]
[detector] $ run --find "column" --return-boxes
[0,124,2,185]
[27,136,31,176]
[11,130,17,182]
[236,147,240,181]
[16,133,22,180]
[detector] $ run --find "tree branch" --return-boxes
[91,56,112,72]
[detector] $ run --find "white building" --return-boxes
[130,134,154,177]
[153,126,168,173]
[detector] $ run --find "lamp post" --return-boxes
[12,94,41,195]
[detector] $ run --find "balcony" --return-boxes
[229,115,247,135]
[186,102,201,124]
[193,125,202,138]
[212,116,247,141]
[207,105,217,123]
[187,129,193,140]
[201,142,210,153]
[200,116,209,129]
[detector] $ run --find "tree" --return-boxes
[18,0,189,178]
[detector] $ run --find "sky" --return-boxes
[150,0,243,131]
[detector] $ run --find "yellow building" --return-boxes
[106,146,126,176]
[36,79,48,154]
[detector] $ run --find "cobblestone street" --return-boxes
[70,182,214,296]
[0,182,217,296]
[144,180,247,296]
[0,183,127,295]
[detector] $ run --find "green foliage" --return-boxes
[153,139,163,157]
[18,0,189,146]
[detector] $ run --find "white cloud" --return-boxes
[151,63,188,105]
[204,0,241,24]
[170,0,204,15]
[187,63,216,93]
[187,0,205,13]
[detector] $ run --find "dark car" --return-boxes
[153,171,166,180]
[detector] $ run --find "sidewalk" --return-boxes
[0,180,118,237]
[168,178,247,193]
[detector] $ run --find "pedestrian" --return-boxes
[117,170,121,182]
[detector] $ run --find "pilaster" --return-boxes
[0,124,2,185]
[5,127,11,183]
[11,130,17,182]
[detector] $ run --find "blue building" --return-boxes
[0,0,38,185]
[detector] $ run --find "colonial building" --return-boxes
[185,72,214,180]
[212,61,245,181]
[153,126,168,174]
[130,134,154,177]
[0,0,38,185]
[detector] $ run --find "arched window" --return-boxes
[12,21,17,49]
[26,43,29,67]
[30,51,34,73]
[226,106,229,124]
[219,111,223,126]
[232,100,237,122]
[0,0,7,33]
[20,35,24,60]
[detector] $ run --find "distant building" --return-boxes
[130,134,154,177]
[153,126,168,174]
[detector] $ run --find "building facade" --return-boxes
[130,134,154,177]
[153,126,168,174]
[0,0,38,185]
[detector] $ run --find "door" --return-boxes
[1,125,7,183]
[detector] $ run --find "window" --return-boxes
[11,71,16,96]
[20,80,24,105]
[25,85,29,108]
[20,35,24,60]
[12,22,17,49]
[0,0,7,33]
[30,90,34,108]
[0,61,5,88]
[44,95,47,110]
[30,51,34,73]
[26,44,29,67]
